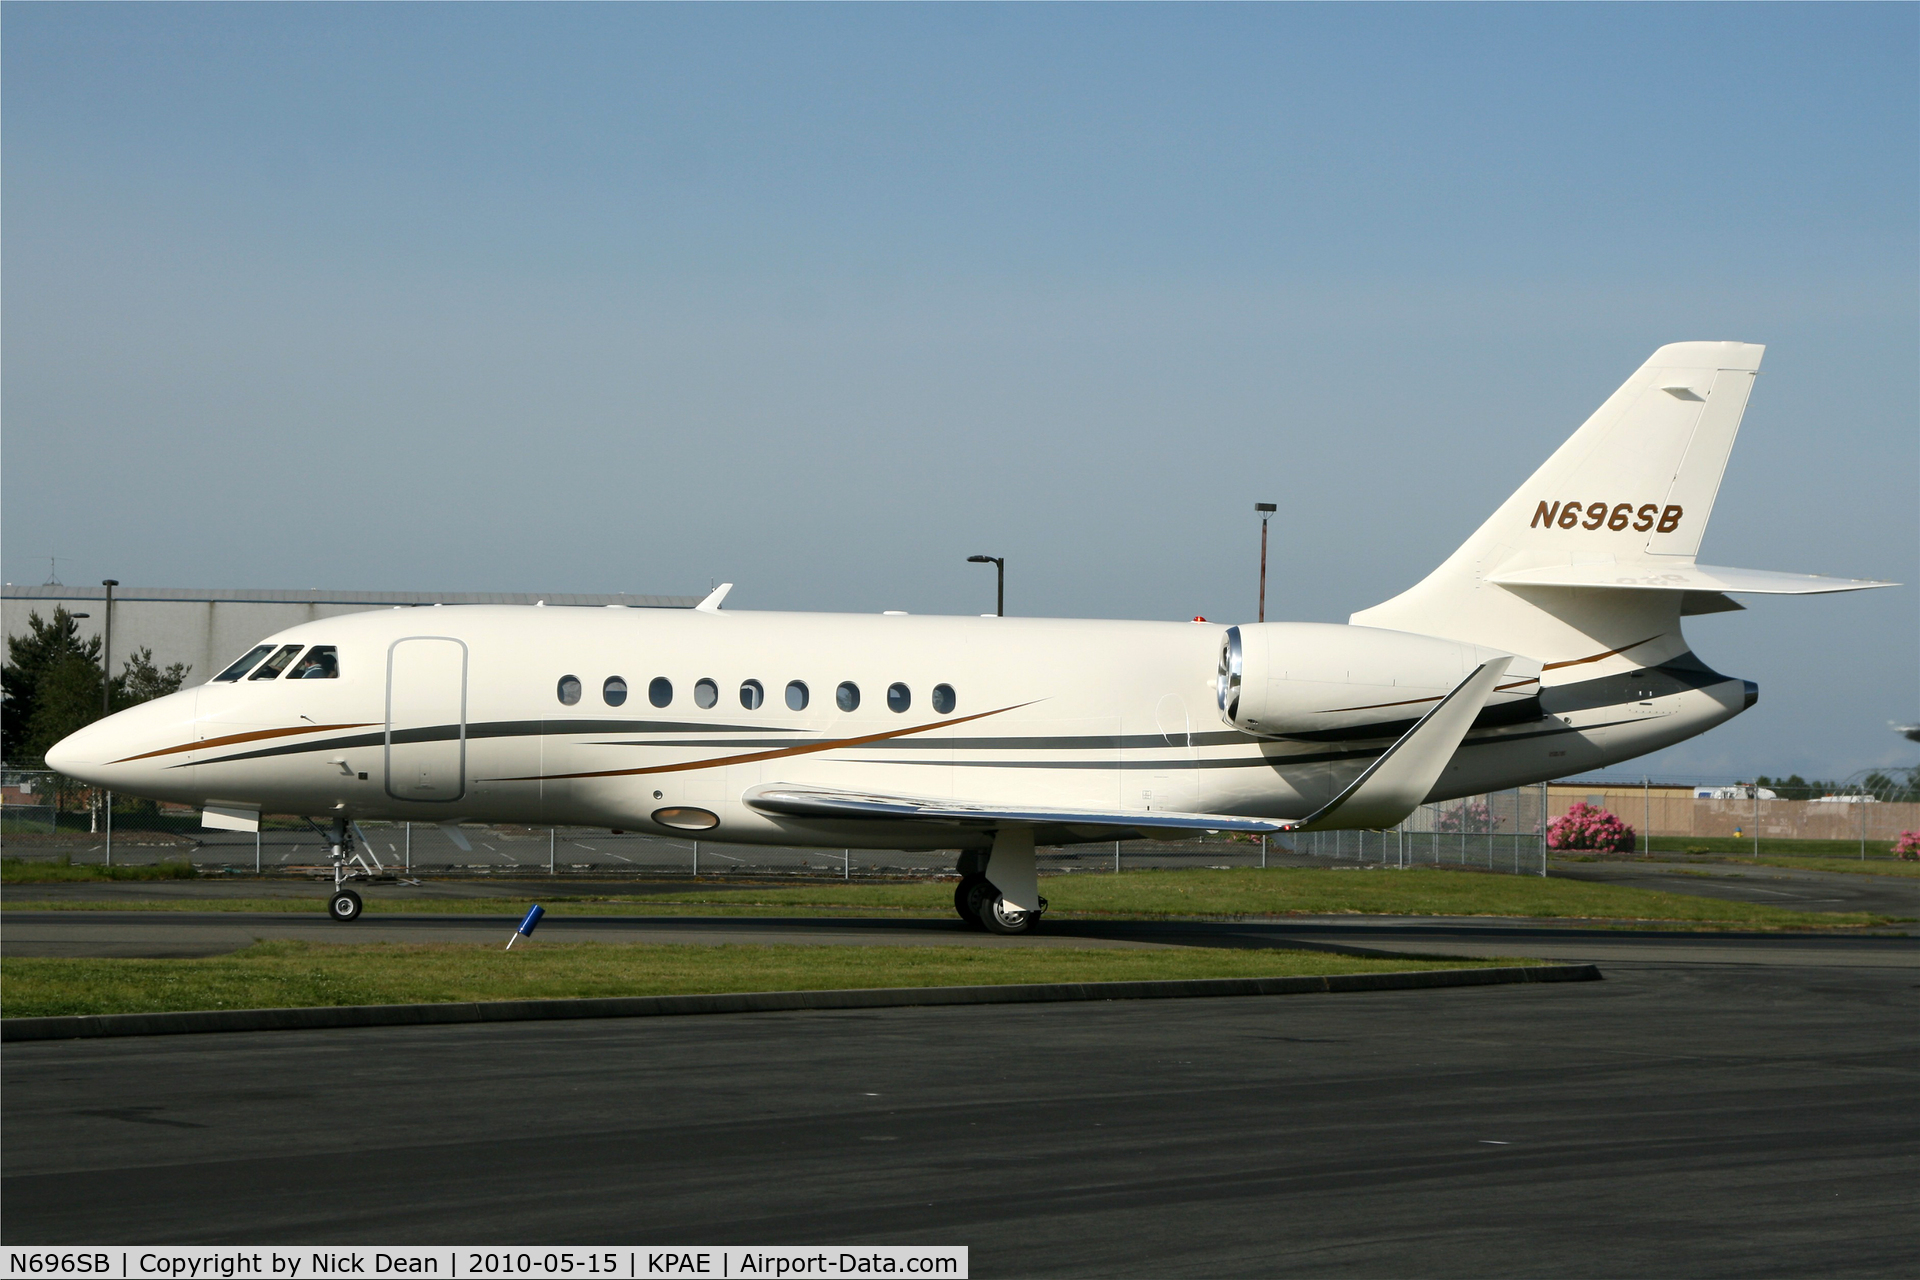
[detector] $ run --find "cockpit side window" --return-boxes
[214,645,276,682]
[288,646,340,679]
[248,645,304,680]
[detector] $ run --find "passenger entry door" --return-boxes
[386,637,468,803]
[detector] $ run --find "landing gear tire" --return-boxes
[328,889,363,923]
[977,891,1040,936]
[955,875,994,929]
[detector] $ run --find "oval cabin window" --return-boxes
[694,678,719,709]
[604,676,628,707]
[932,684,956,714]
[786,681,809,711]
[649,677,673,708]
[887,682,910,713]
[740,679,764,710]
[557,675,582,706]
[836,681,860,712]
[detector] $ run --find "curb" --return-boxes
[0,963,1600,1042]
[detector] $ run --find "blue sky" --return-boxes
[4,4,1914,780]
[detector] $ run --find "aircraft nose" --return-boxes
[1743,680,1760,710]
[41,692,195,791]
[43,722,107,783]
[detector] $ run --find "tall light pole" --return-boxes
[100,579,119,718]
[967,555,1005,617]
[1255,504,1276,622]
[99,579,118,868]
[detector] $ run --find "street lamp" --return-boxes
[967,555,1005,617]
[101,580,119,718]
[1254,504,1276,622]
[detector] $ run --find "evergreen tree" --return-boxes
[2,608,100,762]
[117,647,191,705]
[2,610,192,765]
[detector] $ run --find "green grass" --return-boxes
[0,939,1505,1019]
[2,866,1898,928]
[0,855,197,882]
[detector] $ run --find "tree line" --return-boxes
[1754,771,1920,804]
[1,607,191,768]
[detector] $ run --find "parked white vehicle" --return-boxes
[1695,786,1778,800]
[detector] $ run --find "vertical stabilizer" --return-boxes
[1351,342,1764,674]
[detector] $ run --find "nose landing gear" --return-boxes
[310,815,387,923]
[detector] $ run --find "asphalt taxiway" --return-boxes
[1550,857,1918,916]
[4,956,1914,1275]
[5,865,1915,1272]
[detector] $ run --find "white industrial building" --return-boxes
[1,585,699,684]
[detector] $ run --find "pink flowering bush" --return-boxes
[1894,831,1920,862]
[1548,801,1637,853]
[1436,801,1501,833]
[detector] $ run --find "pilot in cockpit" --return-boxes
[288,646,339,679]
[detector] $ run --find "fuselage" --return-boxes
[46,604,1752,848]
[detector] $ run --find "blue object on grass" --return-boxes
[507,903,546,949]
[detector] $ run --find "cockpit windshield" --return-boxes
[249,645,304,680]
[288,646,339,679]
[214,645,275,682]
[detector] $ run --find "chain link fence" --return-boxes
[2,767,1551,878]
[1294,786,1550,875]
[7,769,1913,878]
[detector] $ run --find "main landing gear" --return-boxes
[953,836,1048,936]
[954,873,997,925]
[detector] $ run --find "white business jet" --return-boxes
[48,343,1893,931]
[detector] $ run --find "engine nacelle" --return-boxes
[1216,622,1540,738]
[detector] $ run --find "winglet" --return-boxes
[1285,658,1512,832]
[695,583,734,613]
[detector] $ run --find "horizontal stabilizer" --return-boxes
[1285,659,1512,832]
[744,784,1284,837]
[1489,562,1895,595]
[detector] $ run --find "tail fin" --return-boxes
[1351,342,1764,674]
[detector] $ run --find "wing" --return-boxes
[743,783,1286,841]
[1285,657,1510,831]
[746,658,1513,840]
